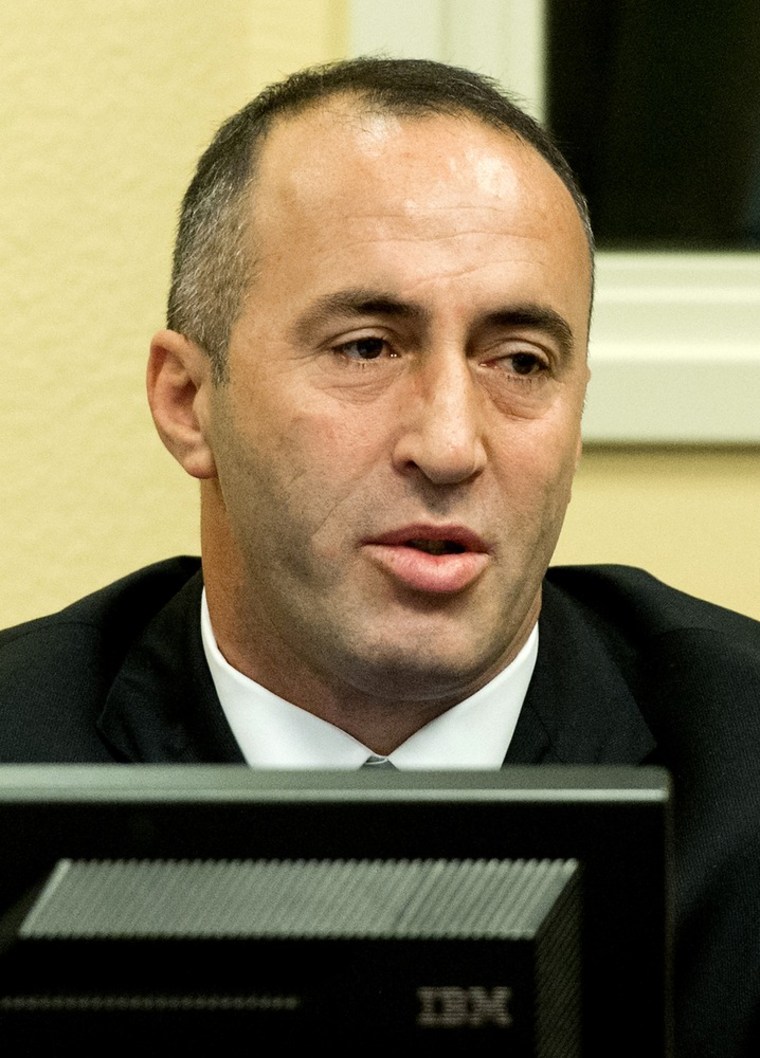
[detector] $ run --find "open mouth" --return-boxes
[364,530,489,592]
[406,539,467,555]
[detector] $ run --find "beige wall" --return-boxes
[555,447,760,620]
[2,0,758,629]
[1,0,346,628]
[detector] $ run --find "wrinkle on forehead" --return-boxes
[248,104,592,311]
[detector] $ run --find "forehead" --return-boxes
[256,101,571,214]
[245,101,592,315]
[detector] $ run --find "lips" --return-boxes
[363,525,490,594]
[407,539,466,555]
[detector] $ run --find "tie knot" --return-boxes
[362,755,396,769]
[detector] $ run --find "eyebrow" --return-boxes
[482,305,576,360]
[291,289,425,343]
[292,287,576,358]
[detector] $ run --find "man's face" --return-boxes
[201,103,592,715]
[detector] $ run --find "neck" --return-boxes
[199,485,537,753]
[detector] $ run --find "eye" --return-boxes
[484,345,550,380]
[333,336,397,362]
[506,351,546,376]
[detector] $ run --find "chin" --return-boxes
[340,642,500,704]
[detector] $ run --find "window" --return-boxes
[347,0,760,443]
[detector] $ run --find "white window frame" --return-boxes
[348,0,760,444]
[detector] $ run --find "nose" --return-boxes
[392,351,487,485]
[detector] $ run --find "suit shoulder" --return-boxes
[0,557,202,760]
[545,563,760,642]
[0,556,202,654]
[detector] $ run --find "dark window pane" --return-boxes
[545,0,760,249]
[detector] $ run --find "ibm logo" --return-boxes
[416,986,513,1029]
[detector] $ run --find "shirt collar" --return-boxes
[200,590,537,770]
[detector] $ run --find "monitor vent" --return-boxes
[22,857,579,940]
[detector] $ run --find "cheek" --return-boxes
[493,420,580,527]
[281,401,389,485]
[228,404,386,548]
[547,432,582,506]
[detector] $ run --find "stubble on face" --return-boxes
[199,100,592,743]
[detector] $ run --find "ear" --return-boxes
[147,330,217,479]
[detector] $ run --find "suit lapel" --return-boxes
[506,578,657,765]
[98,571,245,763]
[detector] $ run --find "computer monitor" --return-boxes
[0,764,673,1056]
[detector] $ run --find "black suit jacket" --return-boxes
[2,556,760,1056]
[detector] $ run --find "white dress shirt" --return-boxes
[200,590,537,769]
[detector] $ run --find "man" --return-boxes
[1,57,759,1055]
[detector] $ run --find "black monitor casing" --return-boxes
[0,765,673,1056]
